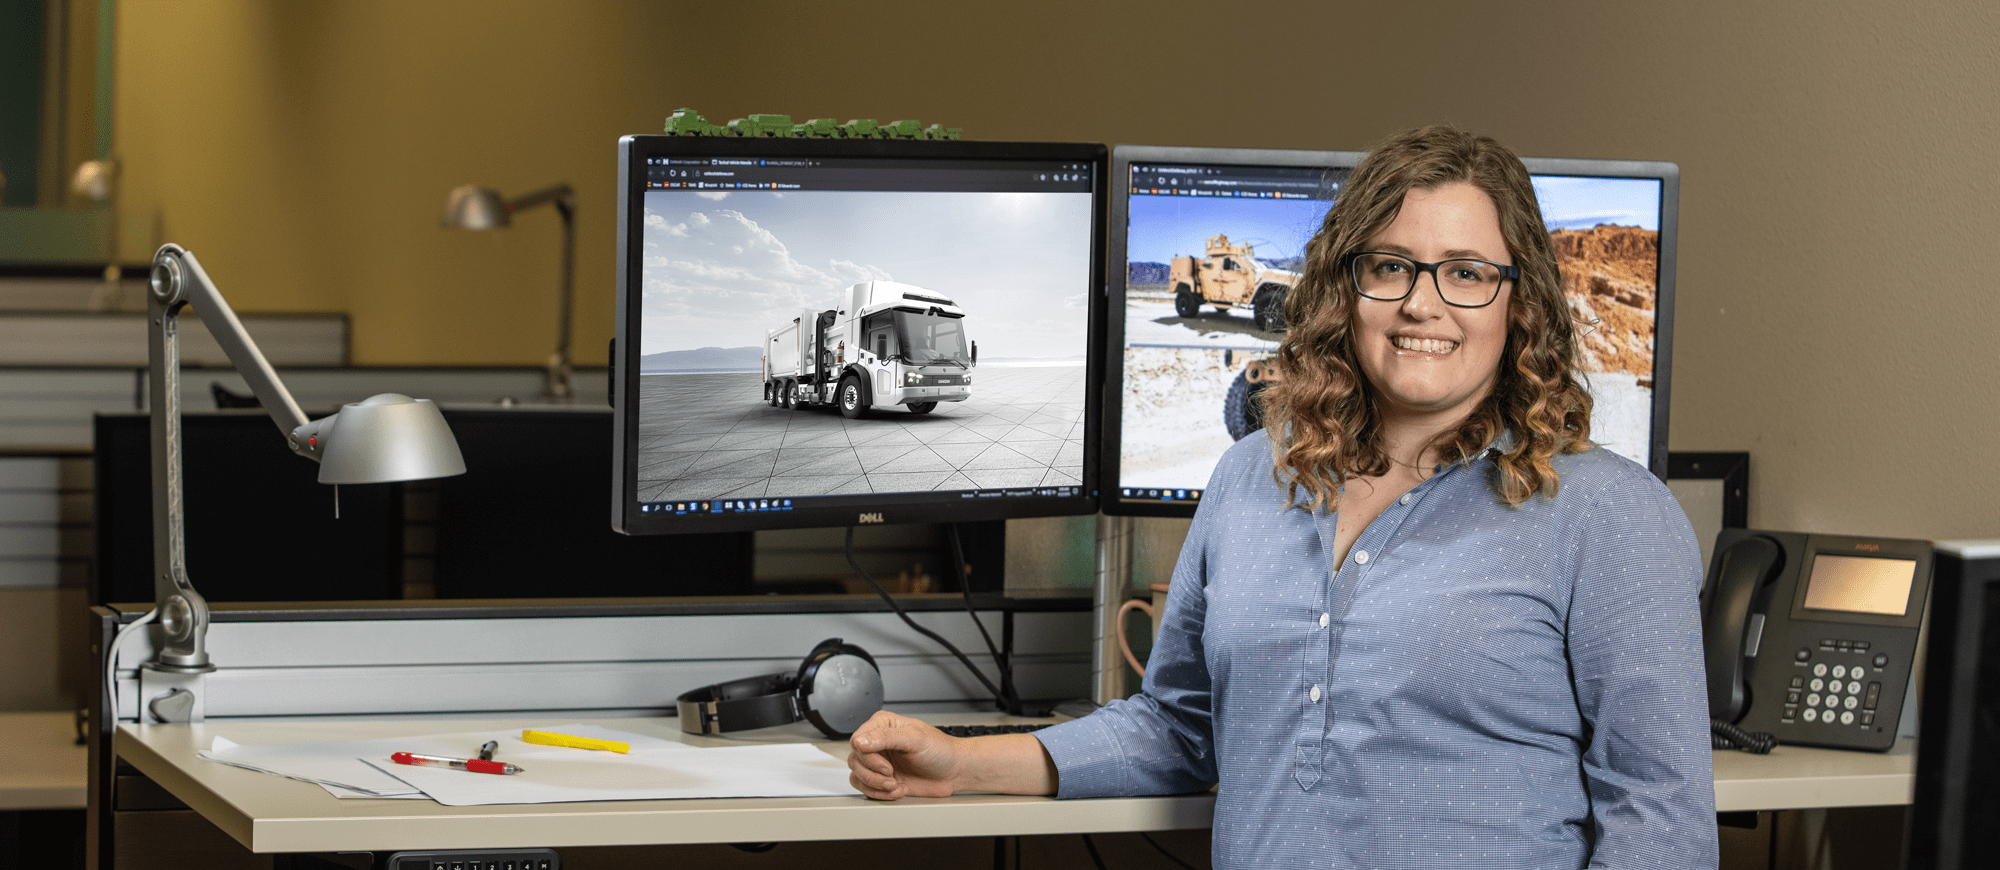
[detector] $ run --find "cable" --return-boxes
[1710,718,1778,754]
[844,526,1008,709]
[948,523,1021,714]
[1080,833,1108,870]
[1139,832,1201,870]
[102,608,160,725]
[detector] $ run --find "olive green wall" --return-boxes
[114,0,2000,540]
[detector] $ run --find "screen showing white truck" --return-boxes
[631,156,1096,511]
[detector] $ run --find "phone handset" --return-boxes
[1703,535,1783,752]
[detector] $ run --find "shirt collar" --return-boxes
[1442,429,1516,472]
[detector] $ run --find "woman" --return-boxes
[847,126,1716,869]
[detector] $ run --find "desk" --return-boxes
[1712,737,1915,811]
[113,714,1215,855]
[111,713,1913,857]
[0,711,88,810]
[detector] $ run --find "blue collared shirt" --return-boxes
[1038,431,1716,869]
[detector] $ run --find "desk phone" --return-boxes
[1703,529,1933,752]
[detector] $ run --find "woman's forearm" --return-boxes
[957,733,1059,795]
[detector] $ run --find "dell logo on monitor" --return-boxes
[858,512,886,524]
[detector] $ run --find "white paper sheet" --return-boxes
[199,735,423,798]
[362,740,858,806]
[197,724,688,800]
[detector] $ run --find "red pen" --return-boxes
[390,751,525,775]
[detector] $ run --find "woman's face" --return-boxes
[1351,181,1513,426]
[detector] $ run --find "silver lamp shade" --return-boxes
[305,394,467,484]
[441,185,511,230]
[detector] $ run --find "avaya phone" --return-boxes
[1702,529,1933,752]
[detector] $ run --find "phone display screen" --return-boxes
[1802,554,1919,615]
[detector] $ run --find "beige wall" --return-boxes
[113,0,2000,541]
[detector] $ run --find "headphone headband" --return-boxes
[676,638,883,739]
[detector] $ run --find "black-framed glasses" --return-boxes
[1344,251,1518,308]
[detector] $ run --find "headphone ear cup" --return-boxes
[799,637,848,676]
[797,640,883,739]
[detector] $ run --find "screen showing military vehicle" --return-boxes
[614,137,1106,535]
[1104,145,1679,517]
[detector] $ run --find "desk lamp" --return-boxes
[441,183,577,402]
[137,243,465,723]
[70,158,125,310]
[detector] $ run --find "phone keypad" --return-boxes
[1787,643,1890,728]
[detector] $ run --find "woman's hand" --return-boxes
[846,710,962,800]
[846,710,1061,801]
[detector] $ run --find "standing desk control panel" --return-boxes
[388,849,559,870]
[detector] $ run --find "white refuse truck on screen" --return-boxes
[762,280,976,419]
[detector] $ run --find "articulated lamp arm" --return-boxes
[140,244,464,714]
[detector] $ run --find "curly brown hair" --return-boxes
[1262,125,1593,510]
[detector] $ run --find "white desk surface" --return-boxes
[1712,736,1915,811]
[114,714,1916,855]
[1,710,88,810]
[113,714,1215,854]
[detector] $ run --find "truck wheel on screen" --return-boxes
[780,380,794,409]
[1174,285,1201,319]
[766,382,777,406]
[839,375,870,419]
[1253,288,1287,333]
[906,402,937,415]
[1223,369,1266,441]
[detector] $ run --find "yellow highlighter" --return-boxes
[522,730,630,754]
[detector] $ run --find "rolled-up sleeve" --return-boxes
[1036,472,1224,798]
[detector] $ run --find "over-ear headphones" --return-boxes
[676,638,885,739]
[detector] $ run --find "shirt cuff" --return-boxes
[1033,711,1135,798]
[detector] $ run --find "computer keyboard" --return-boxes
[935,723,1052,738]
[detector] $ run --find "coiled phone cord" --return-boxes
[1711,718,1779,754]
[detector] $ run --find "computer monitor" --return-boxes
[1906,541,2000,869]
[1101,145,1679,516]
[613,136,1107,535]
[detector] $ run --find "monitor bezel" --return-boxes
[613,135,1109,535]
[1099,144,1680,518]
[1907,542,2000,869]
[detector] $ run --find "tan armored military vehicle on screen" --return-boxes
[1168,234,1301,332]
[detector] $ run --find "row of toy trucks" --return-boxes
[763,281,977,419]
[665,108,961,140]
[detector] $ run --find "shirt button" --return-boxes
[1399,494,1410,505]
[1354,550,1370,565]
[1319,612,1330,628]
[1309,685,1321,703]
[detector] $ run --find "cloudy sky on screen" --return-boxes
[1125,195,1331,266]
[640,190,1094,359]
[1532,176,1662,231]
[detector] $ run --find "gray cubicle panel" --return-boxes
[430,407,755,598]
[91,411,404,605]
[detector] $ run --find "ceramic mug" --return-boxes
[1116,582,1173,678]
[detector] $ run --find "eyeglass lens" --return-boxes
[1351,253,1505,306]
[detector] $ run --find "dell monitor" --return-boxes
[613,136,1107,535]
[1102,145,1679,516]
